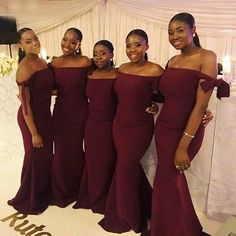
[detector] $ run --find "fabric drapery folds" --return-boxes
[199,72,230,99]
[16,81,29,115]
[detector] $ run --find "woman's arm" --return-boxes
[17,66,43,148]
[174,50,217,172]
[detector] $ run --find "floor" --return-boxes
[0,157,225,236]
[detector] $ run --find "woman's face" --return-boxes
[168,20,195,50]
[61,30,80,56]
[93,44,113,69]
[126,34,148,63]
[20,30,41,55]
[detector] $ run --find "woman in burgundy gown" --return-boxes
[8,28,54,214]
[73,40,117,214]
[99,29,164,233]
[146,13,230,236]
[50,28,91,207]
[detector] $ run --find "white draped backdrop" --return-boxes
[0,0,236,74]
[0,0,236,222]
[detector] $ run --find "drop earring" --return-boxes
[74,49,80,55]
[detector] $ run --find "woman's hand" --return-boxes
[174,147,191,173]
[202,109,213,127]
[146,102,158,115]
[32,134,43,148]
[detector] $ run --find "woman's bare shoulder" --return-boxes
[118,62,131,72]
[50,56,63,66]
[118,62,130,72]
[200,48,216,62]
[75,55,91,67]
[16,60,32,83]
[199,48,217,78]
[146,61,164,77]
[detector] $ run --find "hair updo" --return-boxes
[169,12,201,48]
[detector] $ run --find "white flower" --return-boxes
[0,53,17,77]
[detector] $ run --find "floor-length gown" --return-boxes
[8,68,54,214]
[149,68,230,236]
[99,72,159,233]
[73,78,117,214]
[51,67,88,207]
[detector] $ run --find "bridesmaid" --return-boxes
[50,28,91,207]
[99,29,164,233]
[8,28,54,214]
[73,40,117,214]
[144,12,229,236]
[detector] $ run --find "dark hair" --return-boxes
[17,27,32,63]
[94,40,114,67]
[170,12,201,48]
[95,40,114,53]
[66,27,83,55]
[126,29,149,61]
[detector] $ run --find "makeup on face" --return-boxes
[61,30,80,56]
[93,44,113,69]
[126,34,148,63]
[168,21,193,49]
[20,30,41,55]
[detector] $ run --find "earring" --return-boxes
[193,33,196,37]
[74,49,80,55]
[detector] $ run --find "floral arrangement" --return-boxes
[0,53,17,77]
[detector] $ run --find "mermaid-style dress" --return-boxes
[8,68,54,214]
[51,67,88,207]
[99,71,159,233]
[73,78,117,214]
[149,68,230,236]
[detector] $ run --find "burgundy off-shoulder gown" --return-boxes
[148,68,229,236]
[73,77,117,214]
[8,68,54,214]
[51,67,88,207]
[99,71,160,233]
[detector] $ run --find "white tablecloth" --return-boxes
[206,88,236,220]
[0,76,23,162]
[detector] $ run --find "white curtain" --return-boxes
[103,0,236,74]
[0,0,235,73]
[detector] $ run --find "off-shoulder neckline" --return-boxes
[16,67,50,84]
[167,67,216,80]
[88,78,117,80]
[51,66,89,69]
[32,67,49,75]
[118,71,160,78]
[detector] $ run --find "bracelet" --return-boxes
[183,131,195,138]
